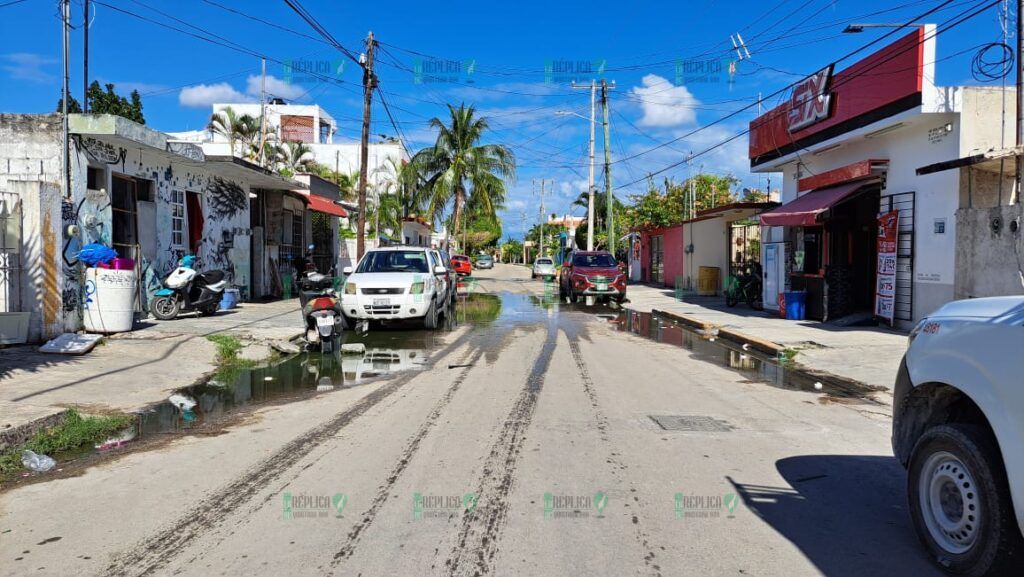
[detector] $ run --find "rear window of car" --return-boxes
[357,250,429,273]
[453,256,469,262]
[536,259,553,265]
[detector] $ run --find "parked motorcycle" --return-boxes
[151,255,227,320]
[725,261,763,310]
[297,245,344,353]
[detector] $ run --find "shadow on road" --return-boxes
[728,454,943,577]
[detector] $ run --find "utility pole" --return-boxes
[83,0,89,112]
[572,80,598,250]
[520,210,528,264]
[535,179,550,256]
[1014,0,1022,204]
[258,58,267,166]
[61,0,70,199]
[601,80,616,254]
[356,31,377,259]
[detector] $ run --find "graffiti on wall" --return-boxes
[206,177,247,221]
[76,136,127,169]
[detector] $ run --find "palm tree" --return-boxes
[374,156,427,221]
[273,141,317,174]
[413,104,515,251]
[207,106,262,160]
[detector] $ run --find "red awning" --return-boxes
[304,194,348,217]
[759,181,867,226]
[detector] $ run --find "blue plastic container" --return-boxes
[784,291,807,320]
[219,288,240,310]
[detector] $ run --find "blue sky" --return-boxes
[0,0,1008,239]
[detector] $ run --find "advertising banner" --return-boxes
[874,210,900,324]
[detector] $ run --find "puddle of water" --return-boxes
[610,309,883,402]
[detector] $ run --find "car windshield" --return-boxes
[356,250,429,273]
[572,253,617,267]
[536,259,553,265]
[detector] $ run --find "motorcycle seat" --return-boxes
[199,270,225,284]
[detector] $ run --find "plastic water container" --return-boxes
[83,268,137,333]
[784,291,807,321]
[219,288,240,310]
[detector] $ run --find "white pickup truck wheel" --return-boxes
[908,424,1023,576]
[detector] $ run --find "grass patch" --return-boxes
[206,334,244,362]
[778,348,800,363]
[205,334,277,384]
[0,409,134,474]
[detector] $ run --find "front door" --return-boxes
[650,235,664,284]
[111,175,139,262]
[763,242,784,310]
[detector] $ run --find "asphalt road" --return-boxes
[0,264,942,577]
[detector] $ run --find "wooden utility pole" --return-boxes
[258,58,267,166]
[601,80,616,254]
[356,31,377,259]
[61,0,70,199]
[83,0,89,112]
[1015,0,1022,204]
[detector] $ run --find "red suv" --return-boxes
[559,251,626,304]
[451,254,472,276]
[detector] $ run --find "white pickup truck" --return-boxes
[892,296,1024,575]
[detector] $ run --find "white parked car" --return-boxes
[532,257,556,279]
[892,296,1024,575]
[340,247,452,329]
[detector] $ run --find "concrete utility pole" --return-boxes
[535,179,550,256]
[601,80,616,254]
[1014,0,1023,204]
[520,210,528,264]
[572,80,598,250]
[356,31,377,259]
[258,58,267,166]
[83,0,89,112]
[61,0,70,199]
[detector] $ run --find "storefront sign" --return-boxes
[788,66,834,132]
[874,210,900,324]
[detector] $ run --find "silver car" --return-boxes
[532,257,556,279]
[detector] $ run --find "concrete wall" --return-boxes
[684,218,729,294]
[955,204,1024,299]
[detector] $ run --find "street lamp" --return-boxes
[842,22,923,33]
[556,105,597,251]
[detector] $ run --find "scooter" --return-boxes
[725,261,764,310]
[151,255,228,320]
[297,245,344,353]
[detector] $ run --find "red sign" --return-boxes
[874,210,900,324]
[749,29,926,163]
[788,65,834,132]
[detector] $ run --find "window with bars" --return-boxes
[171,190,186,248]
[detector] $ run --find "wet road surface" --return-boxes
[0,264,941,577]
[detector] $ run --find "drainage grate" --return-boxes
[649,415,733,432]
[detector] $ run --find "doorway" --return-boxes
[649,235,664,284]
[825,187,881,319]
[111,175,140,261]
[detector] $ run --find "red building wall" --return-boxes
[639,224,685,287]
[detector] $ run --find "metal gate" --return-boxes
[880,191,915,322]
[0,192,23,314]
[310,211,334,273]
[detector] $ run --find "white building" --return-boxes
[750,27,1022,327]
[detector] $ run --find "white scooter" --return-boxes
[151,255,228,320]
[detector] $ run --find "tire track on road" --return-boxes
[328,346,485,568]
[565,329,664,577]
[443,322,558,577]
[103,331,477,577]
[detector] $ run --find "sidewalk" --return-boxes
[0,299,303,447]
[625,284,908,392]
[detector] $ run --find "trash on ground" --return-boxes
[21,450,56,472]
[39,333,104,355]
[271,340,301,355]
[95,427,138,451]
[341,343,366,355]
[167,393,197,412]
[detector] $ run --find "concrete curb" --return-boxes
[651,308,786,356]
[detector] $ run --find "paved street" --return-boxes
[0,263,939,577]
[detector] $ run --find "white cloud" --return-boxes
[178,82,251,108]
[1,53,56,83]
[246,74,307,101]
[630,74,700,128]
[179,74,307,108]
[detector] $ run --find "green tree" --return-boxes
[208,106,261,160]
[664,174,738,219]
[272,141,317,175]
[740,187,769,202]
[413,104,515,250]
[500,238,523,263]
[56,81,145,124]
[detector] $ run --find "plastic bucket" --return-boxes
[219,288,240,310]
[83,268,137,333]
[784,291,807,321]
[777,292,786,318]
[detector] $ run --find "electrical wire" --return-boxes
[971,42,1014,81]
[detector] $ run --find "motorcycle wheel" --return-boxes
[747,284,763,310]
[321,334,335,354]
[151,295,181,320]
[725,292,739,307]
[199,303,219,316]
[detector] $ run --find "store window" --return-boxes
[794,226,823,275]
[170,190,186,248]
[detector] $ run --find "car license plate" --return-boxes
[316,315,334,328]
[373,298,390,306]
[596,282,608,291]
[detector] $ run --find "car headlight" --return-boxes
[410,281,425,294]
[344,282,357,295]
